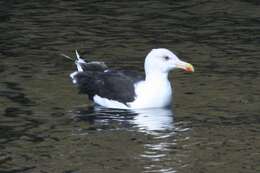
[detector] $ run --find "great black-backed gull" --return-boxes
[69,48,194,109]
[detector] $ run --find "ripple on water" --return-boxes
[0,0,260,172]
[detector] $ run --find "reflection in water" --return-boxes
[71,106,178,173]
[131,108,174,133]
[131,109,177,173]
[71,106,175,134]
[1,0,259,172]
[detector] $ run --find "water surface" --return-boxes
[0,0,260,173]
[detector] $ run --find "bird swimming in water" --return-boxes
[69,48,194,109]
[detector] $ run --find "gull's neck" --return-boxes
[145,71,169,83]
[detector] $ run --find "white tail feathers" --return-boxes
[74,50,87,72]
[75,50,86,63]
[70,71,78,84]
[75,50,80,59]
[67,50,88,85]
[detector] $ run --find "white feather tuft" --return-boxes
[70,71,78,84]
[74,50,86,72]
[75,50,80,60]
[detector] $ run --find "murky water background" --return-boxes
[0,0,260,173]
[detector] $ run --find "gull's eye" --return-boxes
[164,56,170,61]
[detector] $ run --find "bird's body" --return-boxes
[70,48,194,109]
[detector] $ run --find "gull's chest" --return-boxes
[129,80,172,108]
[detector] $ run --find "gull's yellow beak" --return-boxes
[175,61,195,72]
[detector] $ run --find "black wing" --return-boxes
[73,70,144,104]
[78,61,108,72]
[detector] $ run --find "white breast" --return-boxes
[128,79,172,109]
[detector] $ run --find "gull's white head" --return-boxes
[144,48,194,76]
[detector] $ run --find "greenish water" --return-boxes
[0,1,260,173]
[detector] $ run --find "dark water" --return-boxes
[0,0,260,172]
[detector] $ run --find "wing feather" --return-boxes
[73,70,144,104]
